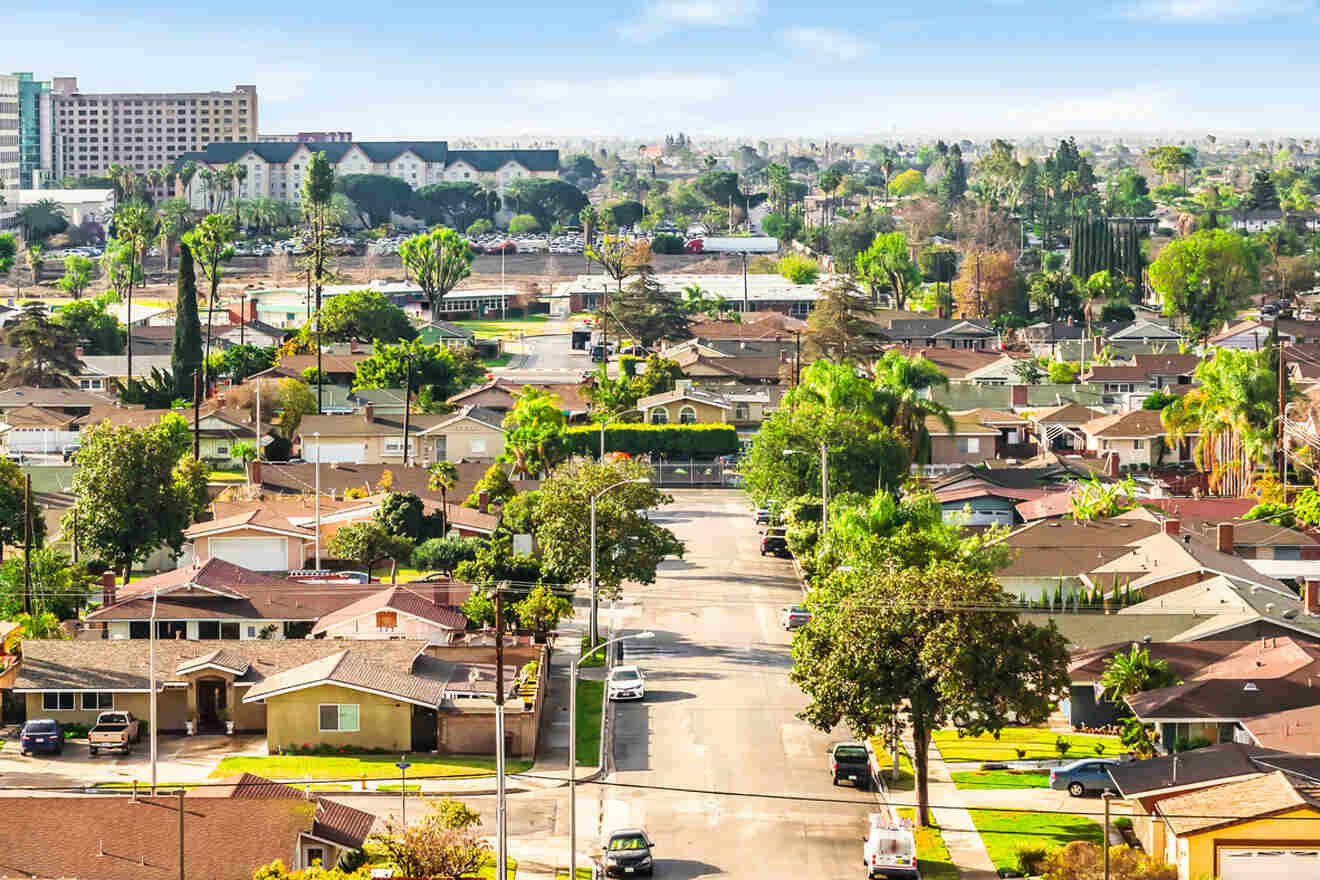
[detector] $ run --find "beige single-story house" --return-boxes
[183,509,318,571]
[296,405,449,465]
[416,405,506,464]
[640,384,731,425]
[311,586,468,640]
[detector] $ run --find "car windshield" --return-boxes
[613,669,641,681]
[835,746,867,759]
[609,835,649,851]
[25,721,57,733]
[790,606,808,614]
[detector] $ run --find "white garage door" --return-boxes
[309,443,364,463]
[1220,848,1320,880]
[211,537,288,572]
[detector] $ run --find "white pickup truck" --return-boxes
[88,711,141,756]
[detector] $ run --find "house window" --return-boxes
[157,621,187,639]
[215,445,228,456]
[221,622,240,639]
[82,692,113,710]
[129,621,150,639]
[956,437,980,454]
[733,403,749,421]
[650,409,668,425]
[43,693,74,711]
[678,406,698,425]
[306,847,325,868]
[384,438,403,454]
[247,626,257,638]
[1133,439,1144,450]
[470,437,488,456]
[1101,439,1111,450]
[197,621,220,639]
[318,703,360,732]
[376,611,398,630]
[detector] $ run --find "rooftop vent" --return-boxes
[1244,682,1259,692]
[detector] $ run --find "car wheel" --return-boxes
[1068,781,1085,797]
[19,750,27,757]
[832,776,839,786]
[89,747,97,756]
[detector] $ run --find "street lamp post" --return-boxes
[589,478,650,647]
[784,443,829,533]
[150,583,160,794]
[598,408,642,460]
[570,631,655,880]
[395,756,412,825]
[313,432,321,570]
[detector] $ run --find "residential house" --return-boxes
[415,405,506,465]
[1030,403,1105,452]
[192,408,263,462]
[1106,318,1185,349]
[669,347,786,383]
[1081,364,1155,397]
[1079,410,1190,468]
[1210,319,1320,350]
[1134,353,1202,389]
[924,412,1001,469]
[0,404,78,454]
[640,384,731,425]
[297,405,449,464]
[960,353,1038,386]
[722,386,786,447]
[76,354,175,391]
[14,637,537,754]
[215,318,289,349]
[448,380,589,420]
[882,318,996,350]
[1107,744,1320,880]
[0,386,117,417]
[311,586,468,640]
[251,353,372,385]
[883,346,1012,382]
[0,779,375,878]
[416,320,478,349]
[182,511,318,571]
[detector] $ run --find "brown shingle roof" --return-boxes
[1081,410,1170,438]
[1083,365,1149,382]
[297,411,449,438]
[1,403,77,427]
[184,509,315,539]
[1133,354,1203,375]
[243,648,450,706]
[1031,403,1104,424]
[310,586,468,636]
[1159,771,1314,836]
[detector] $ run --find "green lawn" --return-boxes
[453,316,553,337]
[579,635,607,668]
[469,857,518,880]
[896,808,959,880]
[207,471,247,482]
[967,808,1103,874]
[576,679,605,767]
[950,769,1050,790]
[480,353,514,368]
[932,727,1121,762]
[554,870,593,880]
[209,754,531,781]
[868,737,914,792]
[376,783,421,791]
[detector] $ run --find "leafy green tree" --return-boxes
[888,169,925,197]
[560,154,604,190]
[169,240,203,401]
[803,277,888,364]
[183,213,235,392]
[335,174,415,227]
[98,237,144,298]
[14,610,70,639]
[600,268,691,349]
[514,584,573,639]
[534,457,682,645]
[856,232,921,309]
[1099,644,1180,704]
[399,227,473,324]
[54,299,123,355]
[1048,361,1077,383]
[368,800,491,880]
[66,419,209,582]
[0,233,16,276]
[0,458,44,556]
[354,338,483,402]
[305,289,416,345]
[464,463,516,508]
[16,199,68,242]
[374,492,427,540]
[56,254,96,299]
[274,379,317,439]
[500,387,569,478]
[112,199,157,383]
[581,354,682,417]
[427,460,459,533]
[1105,169,1155,216]
[1244,170,1281,212]
[508,214,540,235]
[412,183,491,230]
[792,561,1070,826]
[502,178,588,229]
[1141,390,1177,411]
[412,535,482,575]
[3,303,84,388]
[1149,229,1258,339]
[460,589,495,627]
[329,521,414,575]
[212,344,276,383]
[454,535,541,589]
[465,218,493,236]
[0,552,87,621]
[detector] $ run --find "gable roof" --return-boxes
[310,586,468,635]
[1082,365,1150,382]
[242,648,449,707]
[1134,354,1203,375]
[184,509,315,540]
[638,387,732,410]
[0,386,117,409]
[0,403,77,427]
[1127,676,1320,721]
[1106,741,1283,798]
[418,404,507,433]
[297,411,450,438]
[1031,403,1105,424]
[1080,410,1170,438]
[1158,771,1317,836]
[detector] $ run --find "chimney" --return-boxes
[1163,518,1180,537]
[247,298,258,322]
[1011,384,1029,406]
[1104,451,1120,478]
[362,403,374,424]
[479,491,489,514]
[1305,580,1320,616]
[349,340,359,354]
[247,459,262,486]
[1216,522,1234,554]
[100,571,117,607]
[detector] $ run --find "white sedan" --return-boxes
[607,665,646,701]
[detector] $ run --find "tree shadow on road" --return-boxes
[651,858,724,879]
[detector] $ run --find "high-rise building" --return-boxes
[0,74,19,192]
[259,131,353,143]
[49,77,257,195]
[14,73,53,188]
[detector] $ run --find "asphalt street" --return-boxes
[493,332,627,383]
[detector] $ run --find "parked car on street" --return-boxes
[829,742,872,789]
[760,528,790,557]
[863,811,920,879]
[601,827,656,877]
[607,665,646,701]
[88,711,141,756]
[780,605,811,630]
[19,719,63,756]
[1050,758,1120,796]
[754,507,771,524]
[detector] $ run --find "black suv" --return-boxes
[830,742,871,789]
[603,828,656,877]
[760,528,790,558]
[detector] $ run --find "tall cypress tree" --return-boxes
[172,242,204,400]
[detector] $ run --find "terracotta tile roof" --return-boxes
[243,648,449,706]
[1159,771,1314,835]
[310,586,468,636]
[14,638,428,693]
[1015,490,1080,521]
[0,796,319,880]
[1081,410,1169,438]
[1143,496,1258,523]
[184,508,315,539]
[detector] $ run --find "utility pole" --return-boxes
[192,370,201,460]
[494,585,508,880]
[22,474,32,616]
[177,788,185,880]
[741,252,748,314]
[1277,311,1287,479]
[974,251,983,319]
[1102,790,1114,880]
[401,351,413,467]
[71,508,78,565]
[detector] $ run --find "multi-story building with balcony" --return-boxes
[0,74,20,192]
[48,77,257,196]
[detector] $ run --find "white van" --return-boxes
[864,812,920,880]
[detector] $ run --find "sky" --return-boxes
[7,0,1319,140]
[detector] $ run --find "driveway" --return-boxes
[0,734,266,790]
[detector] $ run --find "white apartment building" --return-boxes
[0,75,19,192]
[49,77,257,194]
[178,140,558,213]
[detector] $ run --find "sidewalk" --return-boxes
[903,733,999,880]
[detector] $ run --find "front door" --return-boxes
[411,705,437,752]
[196,679,227,731]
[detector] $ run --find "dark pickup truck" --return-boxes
[760,528,790,558]
[829,742,872,790]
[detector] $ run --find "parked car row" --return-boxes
[43,244,105,260]
[18,712,141,758]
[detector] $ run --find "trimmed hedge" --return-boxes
[566,423,739,457]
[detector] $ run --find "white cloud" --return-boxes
[777,27,871,63]
[1117,0,1309,20]
[618,0,764,41]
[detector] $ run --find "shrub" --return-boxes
[508,214,540,235]
[1114,816,1133,832]
[1047,361,1077,383]
[1015,843,1049,876]
[566,423,740,458]
[1247,500,1295,528]
[1094,742,1106,756]
[1042,842,1176,880]
[777,254,820,284]
[1055,736,1072,758]
[466,218,493,236]
[650,233,684,254]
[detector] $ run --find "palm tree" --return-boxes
[2,303,84,388]
[145,167,165,200]
[16,200,68,243]
[113,200,158,388]
[179,160,198,206]
[428,460,459,536]
[1099,644,1179,703]
[788,360,876,414]
[26,243,43,285]
[230,164,248,223]
[871,350,955,467]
